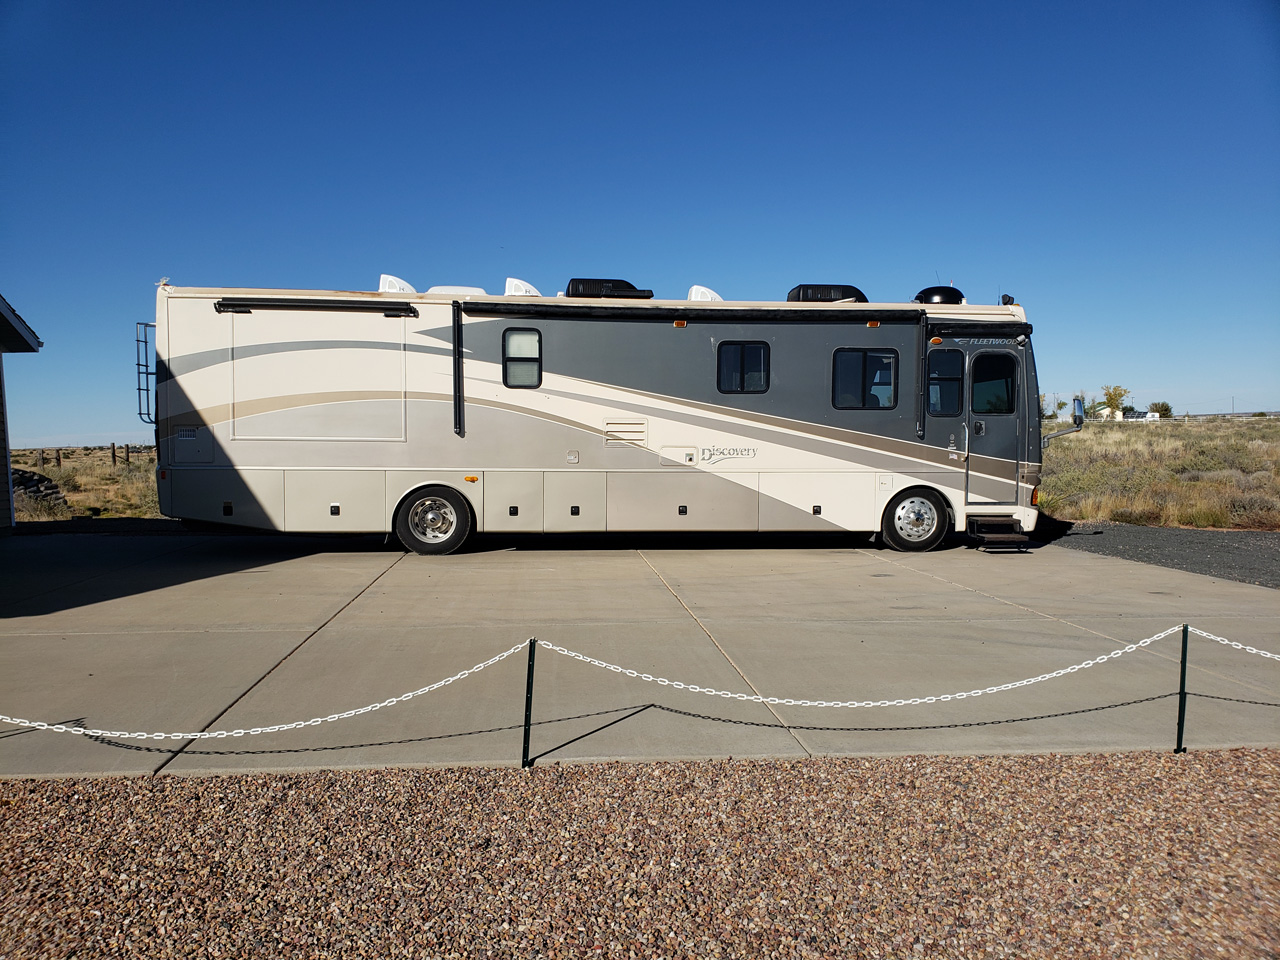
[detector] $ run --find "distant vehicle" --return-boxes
[139,277,1077,553]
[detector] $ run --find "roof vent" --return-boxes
[566,278,654,299]
[914,286,966,305]
[379,274,417,293]
[687,284,723,302]
[787,284,868,303]
[426,285,488,296]
[504,277,542,297]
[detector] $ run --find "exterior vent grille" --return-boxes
[604,419,647,446]
[177,427,198,440]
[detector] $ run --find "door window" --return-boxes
[971,354,1017,415]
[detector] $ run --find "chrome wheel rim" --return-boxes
[408,497,457,543]
[893,496,939,542]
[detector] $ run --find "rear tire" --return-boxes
[881,489,949,552]
[395,486,472,555]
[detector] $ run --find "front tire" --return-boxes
[395,486,472,555]
[881,489,949,552]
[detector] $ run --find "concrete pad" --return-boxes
[0,630,312,776]
[1,537,401,633]
[0,531,1275,777]
[161,548,807,774]
[0,534,197,610]
[874,543,1280,629]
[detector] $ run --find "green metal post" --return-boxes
[1174,623,1189,754]
[521,637,537,769]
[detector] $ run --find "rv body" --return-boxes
[147,281,1043,552]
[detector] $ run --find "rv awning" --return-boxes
[0,293,41,353]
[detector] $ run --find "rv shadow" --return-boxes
[461,530,974,554]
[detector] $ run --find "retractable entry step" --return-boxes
[967,515,1029,550]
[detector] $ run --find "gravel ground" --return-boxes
[1039,520,1280,589]
[2,750,1277,959]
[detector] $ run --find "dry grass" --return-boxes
[1040,419,1280,529]
[10,446,160,520]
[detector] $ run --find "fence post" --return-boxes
[521,637,537,769]
[123,444,130,465]
[55,449,62,468]
[111,443,117,466]
[1174,623,1189,753]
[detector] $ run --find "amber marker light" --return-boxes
[866,321,880,327]
[1031,487,1040,506]
[930,337,943,344]
[673,320,687,327]
[464,476,478,483]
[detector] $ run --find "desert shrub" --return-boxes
[41,466,82,492]
[13,492,70,521]
[1040,419,1280,529]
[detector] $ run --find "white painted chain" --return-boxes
[537,625,1186,708]
[0,641,530,741]
[1188,628,1280,662]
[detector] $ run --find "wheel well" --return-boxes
[393,484,476,528]
[883,485,956,533]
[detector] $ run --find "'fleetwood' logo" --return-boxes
[701,446,757,465]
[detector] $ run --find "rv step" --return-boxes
[966,516,1029,549]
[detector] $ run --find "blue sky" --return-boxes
[2,0,1277,445]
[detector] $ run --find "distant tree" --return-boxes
[1121,404,1136,416]
[1039,393,1049,419]
[1148,401,1172,419]
[1102,385,1131,414]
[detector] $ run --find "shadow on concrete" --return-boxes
[462,530,903,554]
[0,522,395,619]
[72,704,655,764]
[3,520,983,619]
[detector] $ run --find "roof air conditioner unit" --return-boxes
[787,284,868,303]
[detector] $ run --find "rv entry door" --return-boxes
[965,351,1021,504]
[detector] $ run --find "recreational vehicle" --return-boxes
[140,277,1076,554]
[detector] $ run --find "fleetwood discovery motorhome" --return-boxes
[138,276,1080,554]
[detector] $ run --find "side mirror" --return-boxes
[1043,398,1087,448]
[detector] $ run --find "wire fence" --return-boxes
[0,625,1275,765]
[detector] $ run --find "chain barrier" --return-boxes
[652,693,1180,732]
[1187,692,1280,708]
[1188,628,1280,662]
[0,641,529,742]
[537,625,1187,708]
[1,625,1275,744]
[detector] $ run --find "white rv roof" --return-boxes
[158,285,1028,323]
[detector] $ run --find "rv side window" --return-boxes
[971,353,1017,414]
[927,349,964,416]
[832,349,897,409]
[717,341,770,394]
[503,328,542,388]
